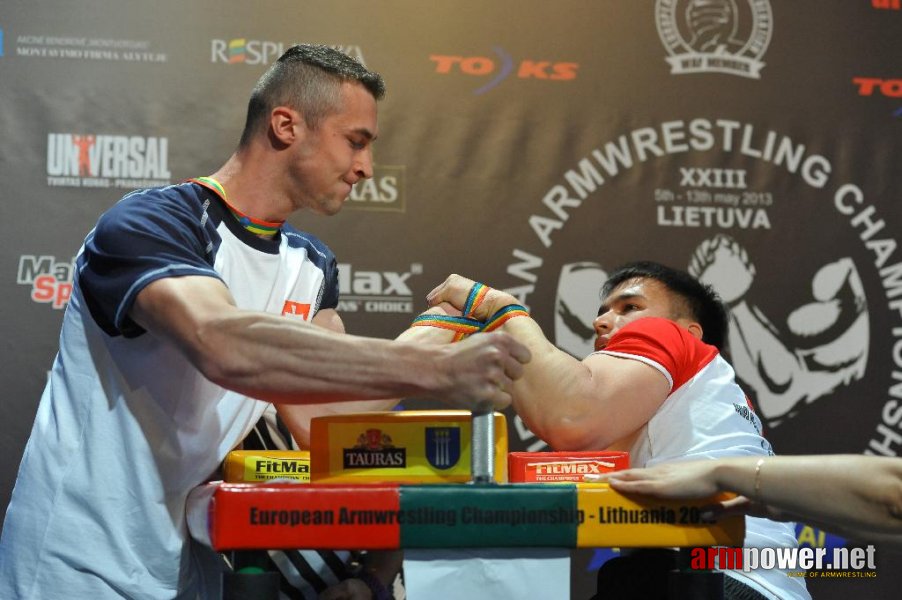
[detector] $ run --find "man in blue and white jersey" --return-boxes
[0,44,529,600]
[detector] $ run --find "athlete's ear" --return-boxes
[685,322,703,341]
[269,106,301,145]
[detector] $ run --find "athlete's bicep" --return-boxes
[580,352,672,447]
[131,275,237,357]
[311,308,345,334]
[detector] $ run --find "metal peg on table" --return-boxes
[470,403,494,484]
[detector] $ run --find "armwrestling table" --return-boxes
[187,410,741,599]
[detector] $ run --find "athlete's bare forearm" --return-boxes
[132,275,528,409]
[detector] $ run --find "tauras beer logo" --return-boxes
[343,428,406,468]
[17,254,75,309]
[656,0,772,79]
[500,117,902,459]
[46,133,171,189]
[347,164,405,212]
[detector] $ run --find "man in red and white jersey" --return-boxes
[425,262,809,600]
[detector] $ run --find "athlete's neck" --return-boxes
[192,176,284,239]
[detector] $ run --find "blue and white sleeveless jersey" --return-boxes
[0,181,339,599]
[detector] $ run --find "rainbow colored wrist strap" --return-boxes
[462,282,489,318]
[411,279,530,341]
[448,281,493,340]
[482,304,530,332]
[411,314,483,340]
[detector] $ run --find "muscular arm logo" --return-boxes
[552,236,869,428]
[686,0,744,54]
[656,0,772,78]
[688,234,869,426]
[554,262,609,359]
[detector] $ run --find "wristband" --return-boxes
[482,304,530,332]
[411,314,482,341]
[356,571,393,600]
[461,282,490,318]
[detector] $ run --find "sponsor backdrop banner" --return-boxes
[1,1,899,597]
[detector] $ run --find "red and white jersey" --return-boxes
[597,317,810,600]
[599,317,769,468]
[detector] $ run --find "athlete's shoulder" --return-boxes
[97,182,214,234]
[112,181,208,213]
[90,181,217,259]
[606,317,719,388]
[280,224,336,261]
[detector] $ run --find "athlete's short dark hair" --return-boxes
[602,261,729,351]
[239,44,385,147]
